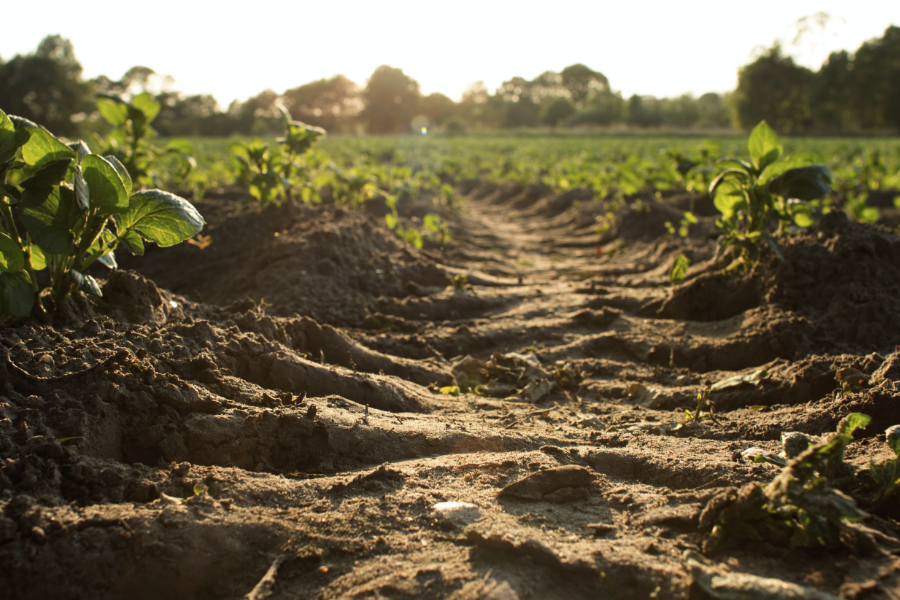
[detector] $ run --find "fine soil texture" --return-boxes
[2,183,899,599]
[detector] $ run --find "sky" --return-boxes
[2,1,898,109]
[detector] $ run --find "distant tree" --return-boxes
[541,97,576,126]
[361,66,420,134]
[627,94,662,127]
[496,76,540,128]
[419,92,456,126]
[155,93,221,136]
[659,94,700,127]
[695,93,732,128]
[527,71,567,105]
[282,75,361,132]
[0,34,93,135]
[560,64,609,108]
[846,26,900,130]
[732,45,813,133]
[458,81,501,129]
[810,50,853,131]
[565,91,625,126]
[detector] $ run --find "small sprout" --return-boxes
[835,367,868,399]
[440,385,461,396]
[668,253,690,285]
[193,482,208,497]
[684,386,712,422]
[858,424,900,509]
[58,436,85,444]
[447,273,468,289]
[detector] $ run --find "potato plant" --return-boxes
[230,106,325,205]
[710,121,833,268]
[0,109,205,317]
[95,92,196,187]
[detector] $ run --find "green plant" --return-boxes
[704,413,872,551]
[664,211,698,238]
[710,121,833,269]
[422,213,452,247]
[858,424,900,510]
[0,108,205,316]
[230,106,325,205]
[668,253,691,285]
[447,273,468,289]
[95,92,195,187]
[684,386,711,421]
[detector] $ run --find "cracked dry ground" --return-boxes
[2,183,900,599]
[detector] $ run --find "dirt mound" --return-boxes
[657,211,900,355]
[117,194,451,326]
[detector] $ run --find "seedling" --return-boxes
[0,109,205,316]
[684,386,712,422]
[668,253,690,285]
[447,273,468,289]
[858,424,900,510]
[230,106,325,205]
[710,121,832,269]
[705,413,872,551]
[834,366,868,399]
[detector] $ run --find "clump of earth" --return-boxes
[1,183,898,599]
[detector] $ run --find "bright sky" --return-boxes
[2,1,898,109]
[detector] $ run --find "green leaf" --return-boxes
[713,177,748,218]
[132,92,161,122]
[0,113,33,164]
[19,186,79,255]
[791,203,814,228]
[97,250,117,269]
[70,269,103,296]
[836,413,871,440]
[8,115,37,130]
[748,121,782,171]
[0,272,34,317]
[768,165,832,201]
[81,155,129,213]
[114,190,205,249]
[762,235,784,261]
[423,214,440,232]
[68,140,91,163]
[74,165,90,210]
[384,213,398,230]
[102,155,132,196]
[22,127,76,170]
[669,253,690,284]
[758,151,822,184]
[0,110,16,162]
[29,245,47,271]
[859,207,879,224]
[20,158,73,190]
[96,95,129,126]
[1,183,22,203]
[166,139,194,155]
[0,232,25,273]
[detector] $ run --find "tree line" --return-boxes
[1,28,897,137]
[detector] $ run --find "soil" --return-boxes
[1,182,899,599]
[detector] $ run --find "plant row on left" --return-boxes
[0,108,205,317]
